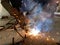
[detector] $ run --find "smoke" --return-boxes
[26,3,53,32]
[21,0,53,32]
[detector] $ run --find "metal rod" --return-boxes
[14,25,24,38]
[12,37,14,45]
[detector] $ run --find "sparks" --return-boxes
[29,28,40,36]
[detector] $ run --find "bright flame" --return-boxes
[29,28,40,36]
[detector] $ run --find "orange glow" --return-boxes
[14,14,16,15]
[46,37,50,41]
[19,20,21,22]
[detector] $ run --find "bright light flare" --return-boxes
[29,28,40,36]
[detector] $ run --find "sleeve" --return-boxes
[1,0,14,13]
